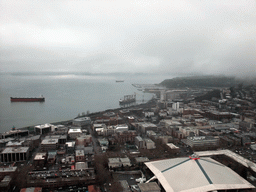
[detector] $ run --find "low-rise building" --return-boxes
[108,157,131,169]
[120,157,131,167]
[34,152,47,167]
[47,151,57,164]
[138,182,161,192]
[20,187,42,192]
[0,176,12,192]
[114,124,129,132]
[66,141,75,154]
[76,135,92,146]
[138,123,157,134]
[84,146,94,155]
[166,143,180,153]
[75,150,85,162]
[135,136,145,149]
[144,138,156,149]
[25,135,41,149]
[0,167,17,178]
[34,124,54,135]
[6,140,24,147]
[146,130,157,138]
[113,131,137,144]
[73,117,91,127]
[108,158,121,169]
[41,139,59,151]
[0,147,29,163]
[98,138,109,152]
[135,157,149,165]
[93,124,106,136]
[75,162,88,170]
[68,129,82,139]
[184,136,220,150]
[45,135,67,145]
[0,129,29,139]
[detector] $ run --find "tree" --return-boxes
[94,154,111,184]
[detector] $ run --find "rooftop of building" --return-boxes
[68,128,82,133]
[120,157,130,163]
[138,122,157,127]
[138,182,161,192]
[0,138,14,144]
[144,138,154,143]
[108,158,120,164]
[73,117,91,121]
[187,136,219,141]
[66,141,75,147]
[6,140,24,146]
[45,135,67,140]
[41,138,58,145]
[75,150,84,156]
[135,136,144,141]
[166,143,179,149]
[1,147,29,153]
[34,124,53,129]
[25,135,41,140]
[1,129,29,136]
[135,157,149,163]
[145,156,255,192]
[34,153,47,160]
[0,166,17,172]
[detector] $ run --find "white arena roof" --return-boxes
[145,156,255,192]
[195,149,256,173]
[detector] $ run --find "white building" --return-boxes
[68,129,82,139]
[185,136,220,149]
[34,124,54,135]
[145,156,255,192]
[93,124,106,136]
[135,136,145,149]
[114,124,129,132]
[73,117,91,127]
[144,138,156,149]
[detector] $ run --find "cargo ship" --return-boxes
[119,93,136,105]
[116,80,124,83]
[10,95,45,102]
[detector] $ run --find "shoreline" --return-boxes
[11,98,156,134]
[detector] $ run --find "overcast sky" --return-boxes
[0,0,255,77]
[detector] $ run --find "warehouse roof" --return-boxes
[145,156,255,192]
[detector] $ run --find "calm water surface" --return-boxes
[0,73,169,132]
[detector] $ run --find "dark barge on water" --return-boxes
[10,95,45,102]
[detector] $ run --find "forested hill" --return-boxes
[159,76,238,88]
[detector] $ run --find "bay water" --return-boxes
[0,73,170,132]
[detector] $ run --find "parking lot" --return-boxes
[29,169,94,180]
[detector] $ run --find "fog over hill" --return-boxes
[159,76,256,88]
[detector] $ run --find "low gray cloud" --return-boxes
[0,0,255,77]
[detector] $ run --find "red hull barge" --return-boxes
[10,97,45,102]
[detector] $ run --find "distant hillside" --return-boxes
[195,89,221,102]
[159,76,238,88]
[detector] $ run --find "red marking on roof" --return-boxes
[189,156,200,160]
